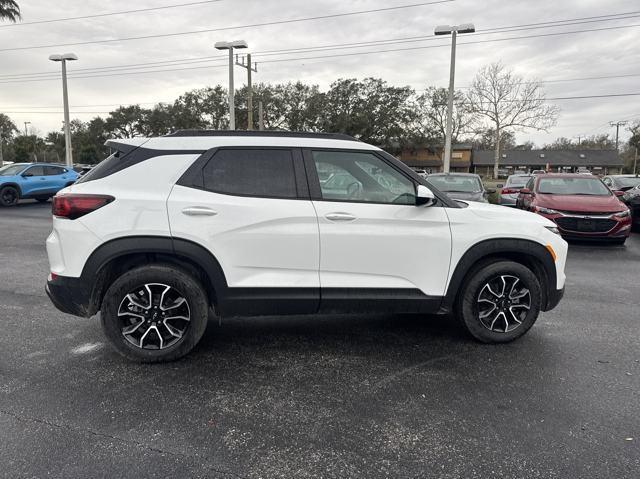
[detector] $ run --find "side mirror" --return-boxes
[22,172,33,178]
[520,188,531,195]
[416,184,436,206]
[614,190,625,197]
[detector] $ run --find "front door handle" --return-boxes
[325,212,356,222]
[182,206,218,217]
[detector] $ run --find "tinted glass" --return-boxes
[313,151,415,204]
[24,166,45,176]
[203,149,297,198]
[45,166,66,176]
[427,175,482,193]
[537,177,611,196]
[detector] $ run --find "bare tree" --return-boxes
[467,62,559,178]
[411,87,474,145]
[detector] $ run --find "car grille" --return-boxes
[555,217,617,233]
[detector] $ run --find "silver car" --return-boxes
[498,174,532,207]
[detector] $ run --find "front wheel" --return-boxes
[101,264,210,362]
[456,261,542,343]
[0,186,19,207]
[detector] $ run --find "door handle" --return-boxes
[182,206,218,217]
[325,212,356,222]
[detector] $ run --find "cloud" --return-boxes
[1,0,638,145]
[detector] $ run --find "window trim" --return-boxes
[178,146,310,201]
[303,147,420,206]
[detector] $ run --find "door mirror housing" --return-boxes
[614,190,625,197]
[22,172,33,178]
[520,188,531,195]
[416,184,436,206]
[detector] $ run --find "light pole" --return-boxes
[215,40,248,130]
[434,23,475,173]
[23,121,31,137]
[49,53,78,168]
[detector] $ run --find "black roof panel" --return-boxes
[164,130,359,141]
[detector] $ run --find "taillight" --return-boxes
[52,194,114,219]
[501,188,520,195]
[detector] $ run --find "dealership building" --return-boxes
[472,149,623,177]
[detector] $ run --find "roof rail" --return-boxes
[164,129,359,141]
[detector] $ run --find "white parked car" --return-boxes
[46,131,568,362]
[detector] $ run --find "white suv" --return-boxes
[46,131,567,362]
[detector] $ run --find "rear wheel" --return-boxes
[0,186,19,207]
[101,264,209,362]
[456,260,542,343]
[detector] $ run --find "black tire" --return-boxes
[36,197,50,203]
[0,186,19,207]
[455,260,542,343]
[101,264,209,363]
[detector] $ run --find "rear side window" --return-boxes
[45,166,66,176]
[202,149,298,199]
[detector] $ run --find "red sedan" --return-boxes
[516,174,632,244]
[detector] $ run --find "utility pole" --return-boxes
[258,101,264,131]
[634,147,638,176]
[610,120,628,152]
[235,54,258,130]
[24,121,30,136]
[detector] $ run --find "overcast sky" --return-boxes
[1,0,638,146]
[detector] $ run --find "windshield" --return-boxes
[506,175,532,187]
[617,177,640,188]
[427,175,482,193]
[537,177,611,196]
[0,164,26,176]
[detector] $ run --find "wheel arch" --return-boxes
[0,182,22,197]
[442,238,557,313]
[80,236,228,316]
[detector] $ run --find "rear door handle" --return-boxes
[325,212,356,222]
[182,206,218,217]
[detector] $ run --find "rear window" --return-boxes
[202,149,298,199]
[537,177,611,196]
[618,177,640,188]
[427,175,482,193]
[506,175,531,187]
[74,153,119,184]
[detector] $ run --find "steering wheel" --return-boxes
[347,182,363,200]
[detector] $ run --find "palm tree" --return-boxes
[0,0,21,23]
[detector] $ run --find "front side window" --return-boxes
[203,149,298,198]
[313,151,415,205]
[23,166,45,177]
[537,177,611,196]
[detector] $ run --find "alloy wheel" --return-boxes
[476,275,531,333]
[1,188,18,206]
[117,283,191,350]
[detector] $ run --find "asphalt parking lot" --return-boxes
[0,201,638,478]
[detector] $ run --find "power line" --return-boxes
[2,9,638,80]
[0,1,454,53]
[1,21,640,85]
[0,1,225,28]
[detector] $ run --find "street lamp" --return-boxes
[215,40,248,131]
[49,53,78,168]
[434,23,475,173]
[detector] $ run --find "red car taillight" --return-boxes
[501,188,520,195]
[52,194,114,219]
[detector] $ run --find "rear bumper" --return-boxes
[543,286,565,312]
[46,275,94,318]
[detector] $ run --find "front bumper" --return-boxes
[543,286,565,312]
[537,212,632,240]
[46,274,94,318]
